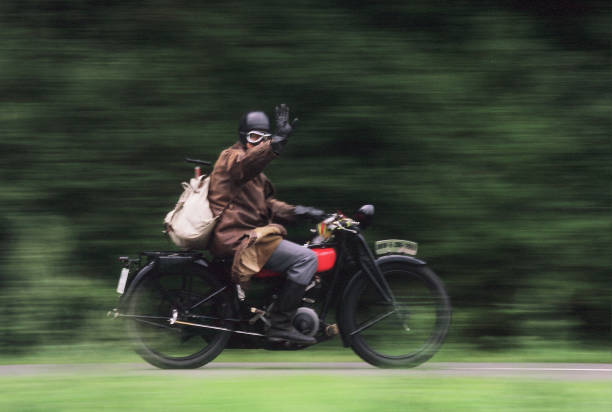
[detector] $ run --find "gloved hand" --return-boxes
[294,205,326,221]
[271,104,298,155]
[274,103,298,137]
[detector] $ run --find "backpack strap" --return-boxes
[215,186,238,219]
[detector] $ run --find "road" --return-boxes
[2,362,611,380]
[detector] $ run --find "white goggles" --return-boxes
[246,130,271,144]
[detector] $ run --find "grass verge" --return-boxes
[1,374,611,412]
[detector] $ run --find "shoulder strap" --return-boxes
[216,185,239,219]
[219,198,233,216]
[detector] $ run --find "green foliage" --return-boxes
[0,1,610,354]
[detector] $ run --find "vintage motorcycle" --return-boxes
[109,161,451,369]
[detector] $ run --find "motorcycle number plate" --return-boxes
[116,268,129,294]
[375,239,418,256]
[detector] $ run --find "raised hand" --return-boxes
[274,103,298,138]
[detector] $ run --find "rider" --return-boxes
[207,104,325,345]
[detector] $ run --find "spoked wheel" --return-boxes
[125,264,233,369]
[341,262,451,368]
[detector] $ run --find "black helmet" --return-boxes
[238,111,270,145]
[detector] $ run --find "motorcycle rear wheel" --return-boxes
[341,262,451,368]
[125,264,232,369]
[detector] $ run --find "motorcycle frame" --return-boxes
[118,226,427,346]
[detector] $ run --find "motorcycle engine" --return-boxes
[292,307,320,337]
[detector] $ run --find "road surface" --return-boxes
[1,362,611,380]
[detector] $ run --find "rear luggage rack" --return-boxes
[141,251,203,259]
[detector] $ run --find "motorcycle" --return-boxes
[108,160,451,369]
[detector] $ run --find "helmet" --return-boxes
[238,111,270,145]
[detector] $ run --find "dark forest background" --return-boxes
[0,0,610,355]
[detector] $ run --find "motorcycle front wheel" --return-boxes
[341,262,451,368]
[125,264,233,369]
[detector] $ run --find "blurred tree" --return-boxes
[0,0,609,352]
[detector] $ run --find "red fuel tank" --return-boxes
[252,247,337,279]
[313,247,337,272]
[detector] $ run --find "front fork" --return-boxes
[337,233,403,346]
[354,233,396,305]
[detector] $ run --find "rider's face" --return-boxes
[245,130,270,150]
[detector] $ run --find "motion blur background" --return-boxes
[0,0,610,359]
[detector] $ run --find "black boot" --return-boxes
[267,280,316,345]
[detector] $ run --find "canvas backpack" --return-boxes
[163,174,218,249]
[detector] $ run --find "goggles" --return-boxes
[246,130,271,144]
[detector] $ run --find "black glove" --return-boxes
[294,205,325,221]
[270,104,298,155]
[274,103,298,137]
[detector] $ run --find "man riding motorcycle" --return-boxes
[207,104,324,345]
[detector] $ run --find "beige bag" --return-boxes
[164,174,218,249]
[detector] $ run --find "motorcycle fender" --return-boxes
[120,257,213,304]
[119,257,237,318]
[118,261,156,309]
[375,254,426,267]
[337,254,427,347]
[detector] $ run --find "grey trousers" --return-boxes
[263,240,318,285]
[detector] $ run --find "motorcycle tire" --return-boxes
[125,264,232,369]
[341,262,451,368]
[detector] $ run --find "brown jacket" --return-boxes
[230,224,286,284]
[208,140,296,258]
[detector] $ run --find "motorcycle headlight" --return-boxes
[354,204,375,230]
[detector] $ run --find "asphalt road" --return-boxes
[2,362,611,380]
